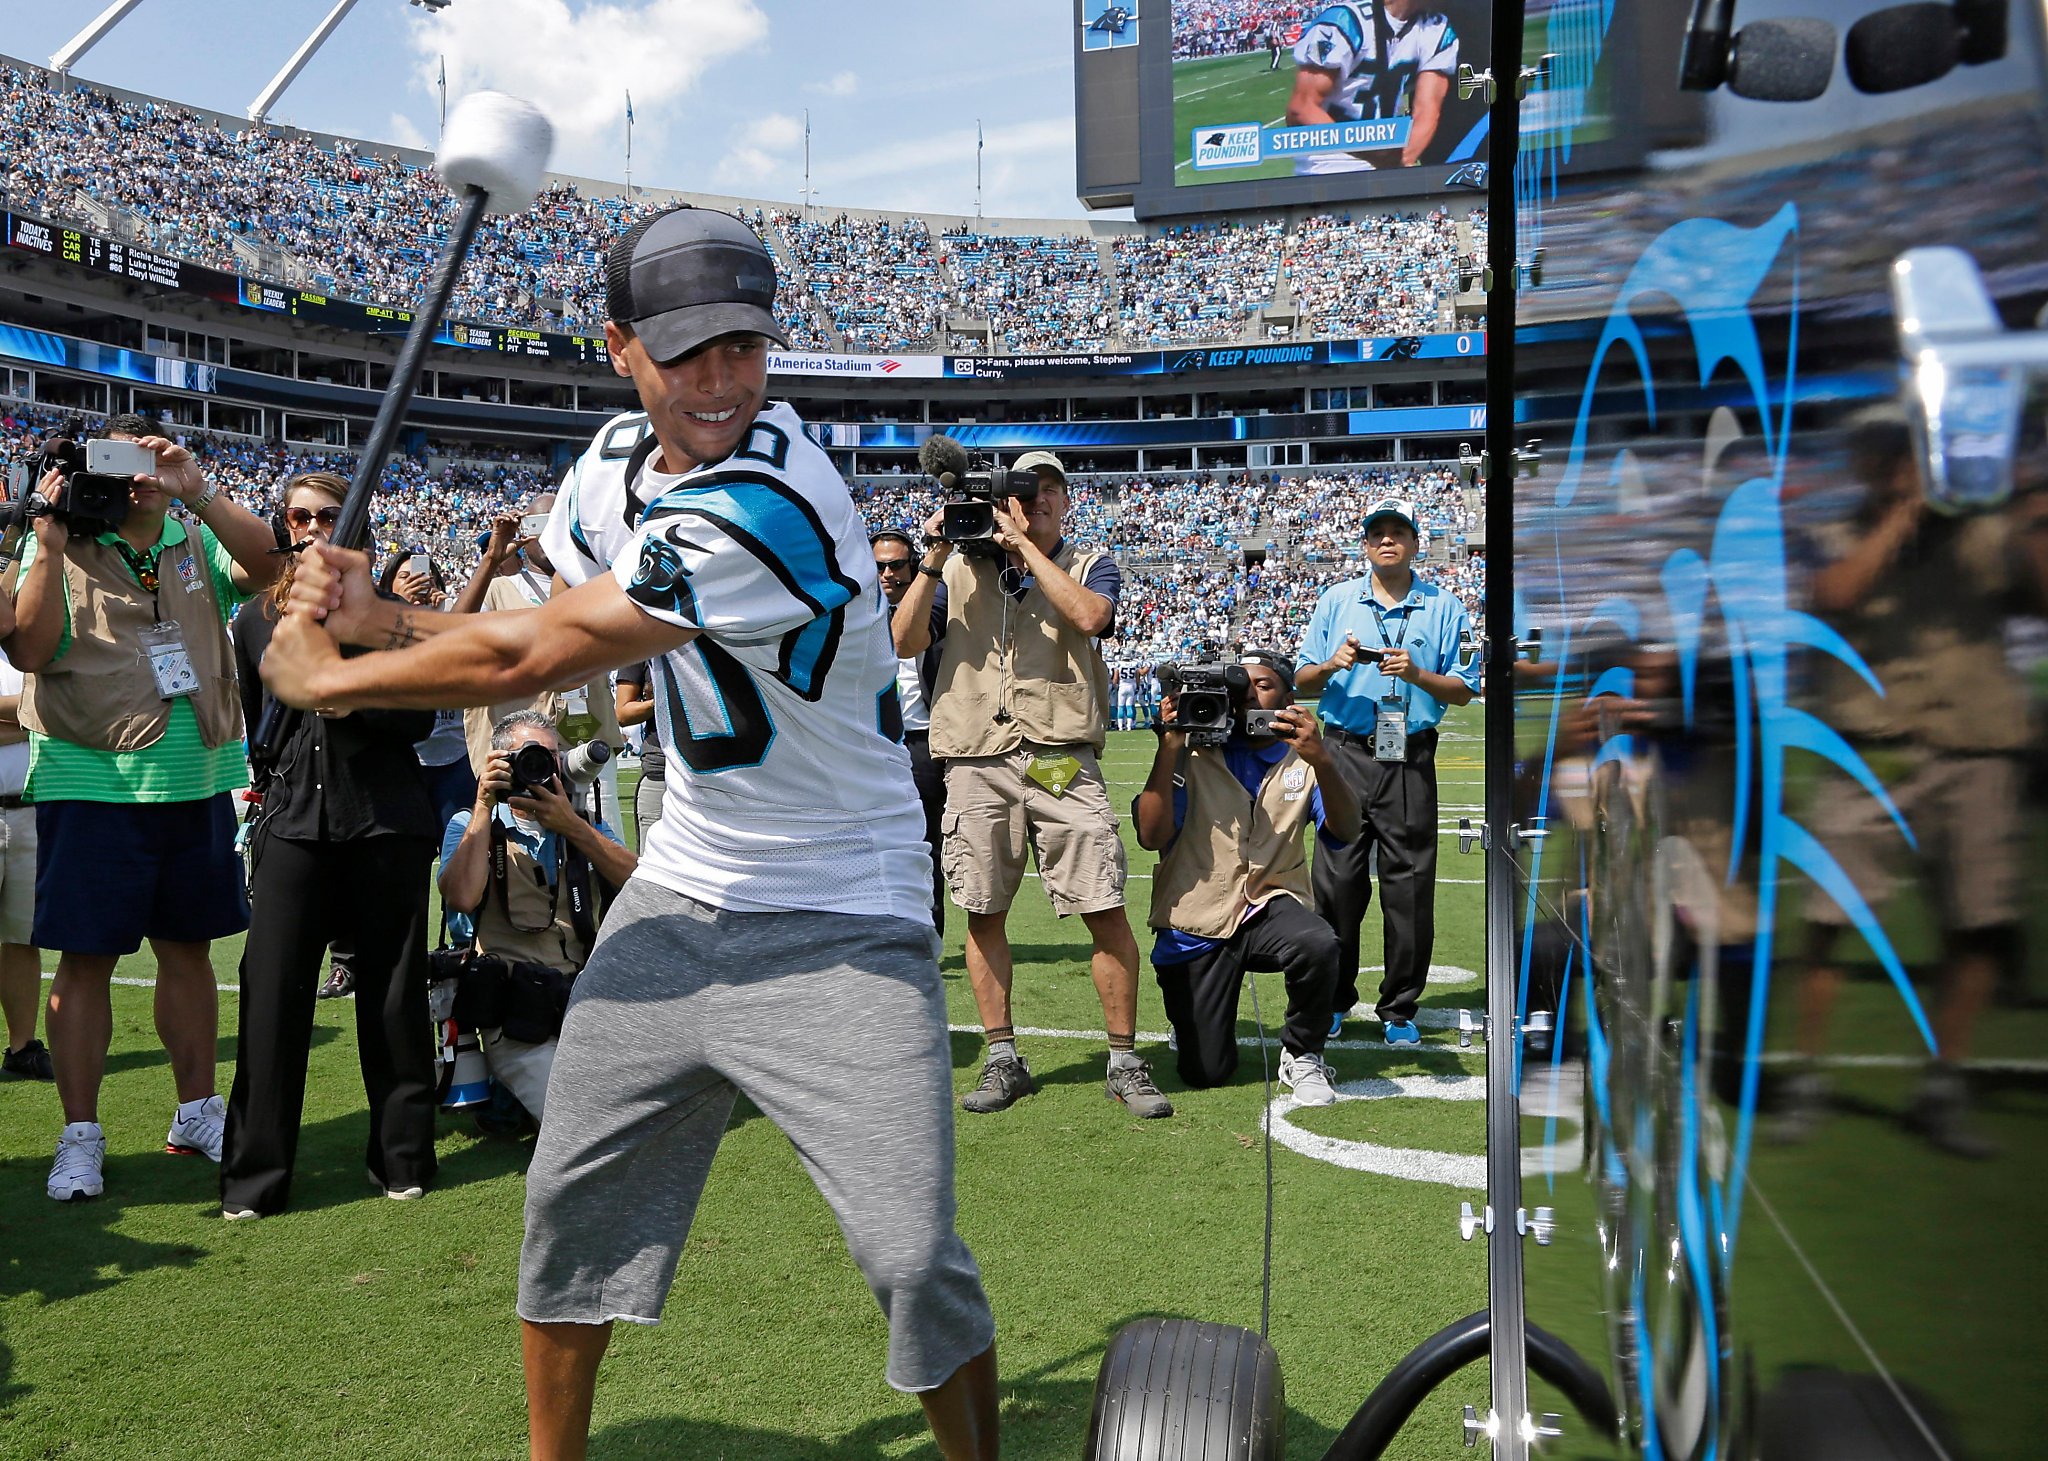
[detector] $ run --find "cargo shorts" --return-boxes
[942,744,1127,917]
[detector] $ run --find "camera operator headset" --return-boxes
[891,440,1174,1121]
[1134,651,1361,1104]
[437,710,636,1123]
[221,472,444,1216]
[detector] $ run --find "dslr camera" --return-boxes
[940,454,1038,546]
[505,738,612,799]
[1157,660,1249,747]
[4,423,141,539]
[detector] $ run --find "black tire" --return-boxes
[1085,1318,1286,1461]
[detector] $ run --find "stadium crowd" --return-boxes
[0,62,1477,354]
[1170,0,1321,58]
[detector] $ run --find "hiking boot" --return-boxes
[48,1122,105,1202]
[1280,1051,1339,1107]
[3,1037,54,1080]
[1106,1058,1174,1119]
[166,1094,226,1161]
[961,1056,1037,1114]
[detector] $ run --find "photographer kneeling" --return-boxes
[437,712,635,1121]
[1133,652,1360,1106]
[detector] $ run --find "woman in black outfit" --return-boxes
[219,473,442,1217]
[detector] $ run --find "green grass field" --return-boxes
[0,709,1494,1460]
[1172,53,1300,185]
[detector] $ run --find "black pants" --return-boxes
[1311,726,1439,1024]
[222,831,438,1214]
[907,731,946,937]
[1154,895,1340,1088]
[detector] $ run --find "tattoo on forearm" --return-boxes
[383,610,421,650]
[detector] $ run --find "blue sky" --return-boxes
[6,1,1103,220]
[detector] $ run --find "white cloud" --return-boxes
[711,111,803,187]
[385,112,430,152]
[824,116,1075,198]
[805,70,859,98]
[754,112,805,153]
[405,0,769,177]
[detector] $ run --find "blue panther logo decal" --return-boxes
[625,527,697,621]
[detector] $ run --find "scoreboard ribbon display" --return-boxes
[2,212,610,365]
[1190,118,1414,171]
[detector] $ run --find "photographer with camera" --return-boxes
[7,413,285,1202]
[892,445,1171,1119]
[1134,652,1358,1103]
[220,471,441,1218]
[1295,500,1477,1048]
[438,711,633,1122]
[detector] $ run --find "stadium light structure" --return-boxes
[49,0,153,79]
[247,0,454,125]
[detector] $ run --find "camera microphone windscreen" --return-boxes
[918,434,970,488]
[1846,3,1962,90]
[1726,17,1836,100]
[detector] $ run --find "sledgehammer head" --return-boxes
[437,91,554,215]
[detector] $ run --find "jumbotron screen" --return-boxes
[1169,0,1493,188]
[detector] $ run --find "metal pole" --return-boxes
[249,187,489,760]
[438,56,447,137]
[1482,0,1530,1450]
[247,0,362,123]
[975,120,984,219]
[625,91,633,195]
[49,0,152,77]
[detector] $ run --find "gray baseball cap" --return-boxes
[1013,449,1068,482]
[604,205,790,361]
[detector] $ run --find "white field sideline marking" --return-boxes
[1267,1073,1486,1188]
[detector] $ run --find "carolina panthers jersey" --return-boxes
[595,405,931,923]
[541,408,657,590]
[1291,1,1458,174]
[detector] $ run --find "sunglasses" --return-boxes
[874,557,916,574]
[286,505,343,529]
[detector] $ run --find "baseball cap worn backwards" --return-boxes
[605,205,790,362]
[1364,498,1418,535]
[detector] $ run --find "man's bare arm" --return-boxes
[265,565,693,713]
[1401,71,1450,166]
[1287,65,1339,124]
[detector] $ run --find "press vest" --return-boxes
[1149,746,1321,940]
[473,826,591,977]
[19,529,240,753]
[928,542,1112,758]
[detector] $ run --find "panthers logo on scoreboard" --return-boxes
[1082,0,1139,50]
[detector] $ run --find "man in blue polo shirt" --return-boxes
[1296,499,1478,1046]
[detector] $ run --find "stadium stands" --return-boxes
[0,60,1479,353]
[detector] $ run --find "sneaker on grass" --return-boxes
[1106,1058,1174,1119]
[1382,1020,1423,1049]
[1280,1051,1338,1107]
[3,1037,54,1080]
[367,1169,428,1201]
[48,1121,105,1202]
[166,1094,226,1161]
[960,1056,1037,1114]
[1327,1011,1345,1041]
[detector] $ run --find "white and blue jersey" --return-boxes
[542,407,657,591]
[584,402,930,923]
[1292,0,1458,174]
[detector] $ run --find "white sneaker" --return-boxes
[166,1094,226,1162]
[367,1168,425,1201]
[1280,1051,1339,1107]
[48,1122,106,1201]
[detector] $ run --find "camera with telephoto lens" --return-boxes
[1158,661,1250,747]
[941,455,1039,545]
[6,423,136,538]
[505,742,563,798]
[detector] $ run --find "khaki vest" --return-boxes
[20,527,240,753]
[1149,745,1320,940]
[928,542,1112,759]
[462,574,622,773]
[473,823,590,976]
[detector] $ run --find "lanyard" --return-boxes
[1358,581,1411,710]
[111,538,165,619]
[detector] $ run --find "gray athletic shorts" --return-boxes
[516,877,995,1393]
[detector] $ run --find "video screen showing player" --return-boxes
[1287,0,1459,172]
[1169,0,1483,185]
